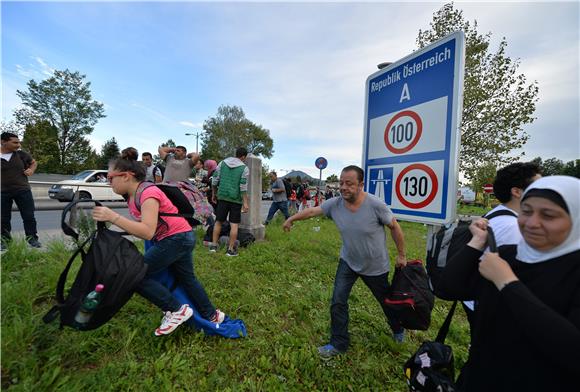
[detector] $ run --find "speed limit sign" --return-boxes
[362,31,465,224]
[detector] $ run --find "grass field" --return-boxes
[1,216,471,391]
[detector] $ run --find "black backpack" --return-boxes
[43,200,148,331]
[384,260,434,330]
[296,184,305,199]
[238,230,256,248]
[426,209,516,298]
[404,301,458,391]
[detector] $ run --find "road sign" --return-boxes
[315,157,328,170]
[483,183,494,194]
[362,31,465,225]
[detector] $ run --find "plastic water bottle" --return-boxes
[74,284,104,326]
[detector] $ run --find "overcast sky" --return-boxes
[2,0,578,178]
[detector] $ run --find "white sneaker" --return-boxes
[209,309,225,324]
[154,304,193,336]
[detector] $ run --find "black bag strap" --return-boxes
[435,300,457,343]
[483,209,517,220]
[42,231,95,324]
[61,199,105,241]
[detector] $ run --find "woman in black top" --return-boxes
[439,175,580,392]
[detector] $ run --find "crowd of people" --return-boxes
[2,130,579,389]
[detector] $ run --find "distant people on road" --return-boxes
[141,152,163,183]
[209,147,249,257]
[1,132,41,249]
[264,171,290,225]
[325,186,334,201]
[158,145,199,183]
[283,165,408,359]
[438,175,580,391]
[92,147,225,336]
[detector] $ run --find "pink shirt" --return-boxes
[128,186,191,241]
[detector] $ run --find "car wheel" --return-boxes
[78,191,92,200]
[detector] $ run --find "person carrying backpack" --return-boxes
[91,147,225,336]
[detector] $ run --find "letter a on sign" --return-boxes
[399,83,411,103]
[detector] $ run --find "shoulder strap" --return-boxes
[435,301,457,343]
[134,181,156,211]
[484,209,517,220]
[61,199,105,241]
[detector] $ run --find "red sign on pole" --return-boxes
[483,183,494,194]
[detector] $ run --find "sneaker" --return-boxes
[28,238,42,248]
[154,304,193,336]
[226,248,238,257]
[208,243,218,253]
[393,330,405,343]
[209,309,225,324]
[318,344,343,359]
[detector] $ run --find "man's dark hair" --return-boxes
[1,132,18,141]
[493,162,541,203]
[270,171,277,177]
[342,165,364,183]
[175,146,187,152]
[142,152,153,158]
[235,147,248,158]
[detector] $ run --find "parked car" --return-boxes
[48,170,125,202]
[261,191,273,200]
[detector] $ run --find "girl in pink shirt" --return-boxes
[92,148,224,336]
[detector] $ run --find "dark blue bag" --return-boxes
[151,269,247,338]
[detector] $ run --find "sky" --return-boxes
[2,0,579,179]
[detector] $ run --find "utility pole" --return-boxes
[185,131,203,153]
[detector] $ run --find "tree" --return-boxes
[15,69,105,173]
[21,121,60,173]
[532,156,580,178]
[201,105,274,162]
[261,164,270,191]
[98,137,121,169]
[417,3,539,182]
[326,174,339,183]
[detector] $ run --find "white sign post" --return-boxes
[362,31,465,225]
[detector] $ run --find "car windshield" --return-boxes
[71,170,95,180]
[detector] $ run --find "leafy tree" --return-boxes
[532,156,580,178]
[98,137,121,169]
[0,120,23,137]
[417,3,539,182]
[201,105,274,162]
[15,69,105,173]
[261,164,270,191]
[21,121,60,173]
[563,160,580,178]
[326,174,339,183]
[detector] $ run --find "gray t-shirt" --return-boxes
[271,178,288,202]
[321,193,394,276]
[163,154,194,183]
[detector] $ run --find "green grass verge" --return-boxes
[1,217,471,391]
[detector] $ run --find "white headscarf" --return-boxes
[517,175,580,263]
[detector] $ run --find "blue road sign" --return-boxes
[315,157,328,170]
[362,31,465,225]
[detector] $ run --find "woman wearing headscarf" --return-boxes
[202,159,218,208]
[438,175,580,391]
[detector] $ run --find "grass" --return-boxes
[1,216,471,391]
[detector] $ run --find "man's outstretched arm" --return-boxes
[283,207,324,232]
[387,218,407,267]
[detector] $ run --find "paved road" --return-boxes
[9,200,276,244]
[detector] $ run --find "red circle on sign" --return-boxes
[483,183,494,194]
[384,110,423,154]
[395,163,438,209]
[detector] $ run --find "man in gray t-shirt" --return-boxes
[283,165,407,359]
[158,145,198,183]
[264,171,289,225]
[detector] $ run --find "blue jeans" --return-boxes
[265,201,290,223]
[1,189,38,243]
[330,259,402,352]
[136,231,216,319]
